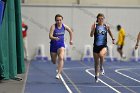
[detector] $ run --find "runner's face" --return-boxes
[97,16,104,24]
[56,17,63,26]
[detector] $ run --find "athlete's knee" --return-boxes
[58,55,64,61]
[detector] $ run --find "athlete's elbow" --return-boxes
[49,35,52,40]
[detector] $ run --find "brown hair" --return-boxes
[55,14,63,21]
[96,13,105,22]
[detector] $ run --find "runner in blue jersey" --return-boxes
[90,13,115,83]
[49,14,73,79]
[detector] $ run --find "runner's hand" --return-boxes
[69,41,73,45]
[55,37,59,41]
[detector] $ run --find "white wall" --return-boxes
[80,0,140,6]
[25,0,78,4]
[21,5,140,60]
[25,0,140,6]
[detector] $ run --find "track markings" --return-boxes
[60,74,73,93]
[86,68,121,93]
[115,68,140,83]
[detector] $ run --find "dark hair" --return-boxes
[117,25,121,28]
[117,25,121,30]
[55,14,63,21]
[96,13,105,22]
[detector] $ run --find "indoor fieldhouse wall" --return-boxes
[21,5,140,60]
[80,0,140,6]
[25,0,78,4]
[25,0,140,6]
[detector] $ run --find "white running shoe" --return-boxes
[95,76,99,83]
[56,74,60,79]
[100,67,105,75]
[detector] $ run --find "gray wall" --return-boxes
[21,5,140,60]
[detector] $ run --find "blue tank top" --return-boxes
[94,24,107,46]
[51,24,65,44]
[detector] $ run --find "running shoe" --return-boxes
[95,76,99,83]
[56,74,60,79]
[100,67,105,75]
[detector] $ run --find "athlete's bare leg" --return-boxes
[93,53,100,77]
[117,48,123,58]
[50,53,57,64]
[57,47,65,75]
[93,52,100,82]
[99,47,107,75]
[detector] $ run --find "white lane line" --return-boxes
[75,85,140,88]
[102,74,137,93]
[62,71,82,93]
[60,74,73,93]
[115,68,140,83]
[86,69,121,93]
[128,70,140,77]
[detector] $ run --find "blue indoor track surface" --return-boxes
[24,60,140,93]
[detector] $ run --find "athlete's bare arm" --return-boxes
[107,25,115,44]
[135,32,140,49]
[90,22,96,37]
[49,24,59,40]
[64,24,73,45]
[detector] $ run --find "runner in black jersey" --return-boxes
[90,13,115,83]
